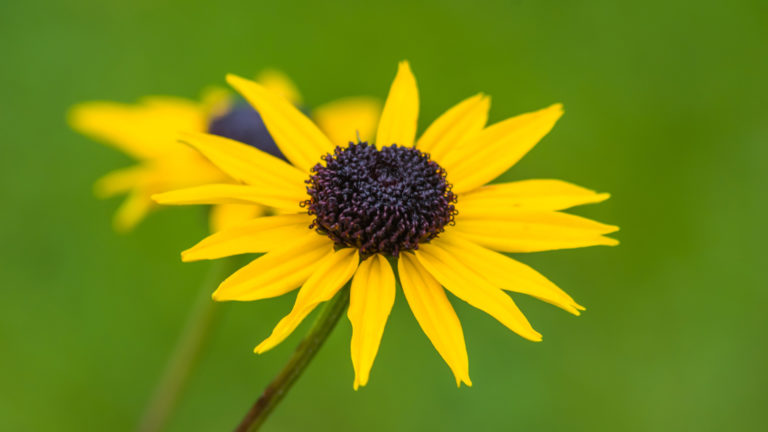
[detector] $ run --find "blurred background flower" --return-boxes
[1,0,766,431]
[68,71,379,232]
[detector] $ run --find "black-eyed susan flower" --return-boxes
[154,61,618,389]
[70,70,380,232]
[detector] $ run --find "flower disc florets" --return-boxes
[303,141,457,257]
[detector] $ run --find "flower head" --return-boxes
[154,61,619,388]
[69,70,380,232]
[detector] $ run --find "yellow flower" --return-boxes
[69,70,380,232]
[154,61,619,389]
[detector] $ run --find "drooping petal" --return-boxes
[227,74,334,172]
[255,248,360,353]
[449,104,564,194]
[438,233,584,314]
[68,97,205,160]
[177,131,307,191]
[113,190,152,232]
[452,210,619,253]
[209,203,268,233]
[211,231,332,301]
[348,254,396,390]
[312,97,381,146]
[184,214,313,261]
[375,61,419,148]
[414,242,542,342]
[398,253,471,387]
[416,93,489,165]
[152,183,304,212]
[458,179,610,216]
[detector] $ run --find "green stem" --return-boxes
[137,258,237,432]
[235,284,351,432]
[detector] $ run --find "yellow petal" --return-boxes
[212,231,331,301]
[312,97,381,146]
[438,233,584,314]
[257,69,303,105]
[113,190,153,232]
[178,131,307,191]
[152,183,304,212]
[459,179,610,217]
[209,203,268,233]
[184,214,313,261]
[348,254,396,390]
[414,242,542,342]
[452,210,619,252]
[227,74,333,172]
[255,248,359,353]
[375,61,419,148]
[416,93,490,165]
[68,97,205,160]
[398,253,471,387]
[94,166,151,198]
[449,104,564,194]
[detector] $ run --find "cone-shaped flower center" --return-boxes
[208,103,286,160]
[304,142,457,257]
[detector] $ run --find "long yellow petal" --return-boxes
[184,214,313,261]
[312,97,381,146]
[209,203,268,233]
[375,61,419,148]
[178,131,307,191]
[416,93,489,165]
[255,248,360,353]
[459,179,610,217]
[212,231,331,301]
[227,74,333,172]
[152,184,304,212]
[68,97,205,160]
[256,69,303,105]
[449,104,564,194]
[414,242,542,342]
[437,233,584,314]
[348,254,396,390]
[398,253,471,387]
[452,211,619,252]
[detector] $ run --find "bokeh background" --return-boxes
[2,0,766,430]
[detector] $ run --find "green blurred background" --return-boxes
[2,0,766,430]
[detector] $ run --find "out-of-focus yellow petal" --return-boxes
[209,203,268,233]
[178,131,307,192]
[68,97,205,160]
[375,61,419,148]
[113,190,153,233]
[398,253,471,387]
[255,248,360,353]
[416,93,489,164]
[227,74,333,172]
[94,166,151,198]
[184,214,313,261]
[414,242,542,342]
[452,211,619,253]
[348,254,396,390]
[312,97,381,146]
[449,104,564,194]
[257,69,303,105]
[459,179,611,217]
[438,233,584,314]
[212,231,331,301]
[152,184,304,212]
